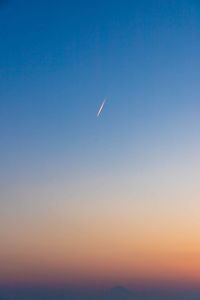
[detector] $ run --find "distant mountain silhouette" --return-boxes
[97,286,136,300]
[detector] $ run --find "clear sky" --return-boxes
[1,0,200,291]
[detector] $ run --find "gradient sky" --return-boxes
[1,0,200,291]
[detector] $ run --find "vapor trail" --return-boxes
[97,99,106,117]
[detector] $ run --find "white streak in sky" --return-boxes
[97,99,106,117]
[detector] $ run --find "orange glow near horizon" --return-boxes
[1,210,200,290]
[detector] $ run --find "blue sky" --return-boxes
[1,0,200,182]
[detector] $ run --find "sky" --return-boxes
[1,0,200,292]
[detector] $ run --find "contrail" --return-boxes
[97,98,106,117]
